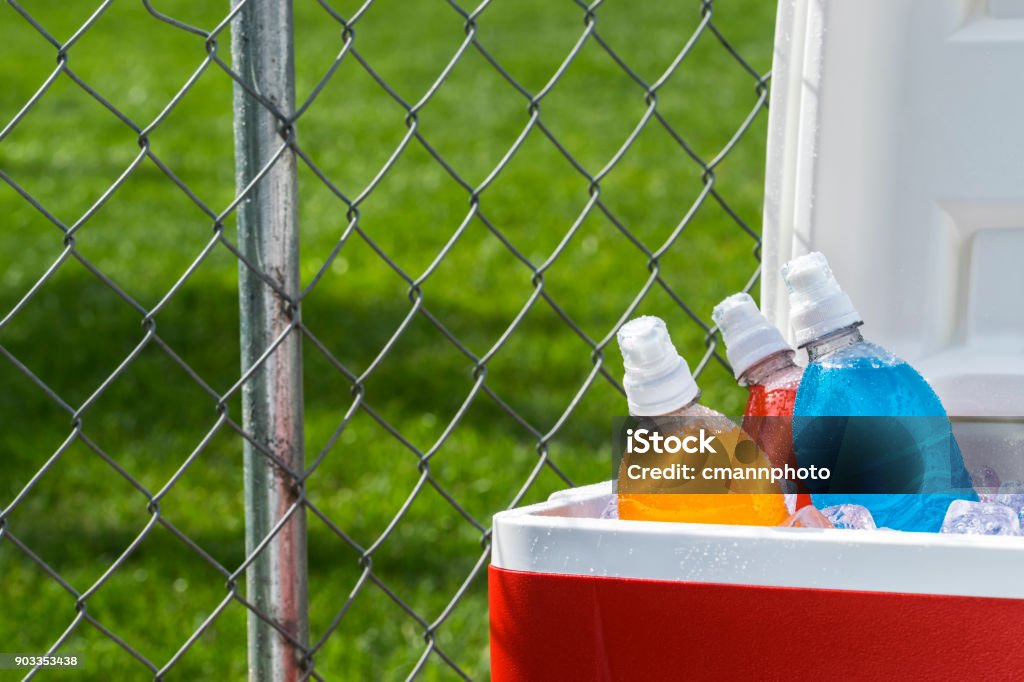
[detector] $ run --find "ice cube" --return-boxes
[995,480,1024,522]
[600,496,618,519]
[940,500,1021,536]
[972,466,1001,502]
[781,505,832,529]
[821,504,876,530]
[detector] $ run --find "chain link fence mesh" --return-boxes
[0,1,773,679]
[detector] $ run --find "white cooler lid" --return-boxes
[762,0,1024,418]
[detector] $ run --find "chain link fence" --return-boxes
[0,1,772,679]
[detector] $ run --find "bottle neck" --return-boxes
[804,323,864,362]
[657,392,701,417]
[739,350,798,386]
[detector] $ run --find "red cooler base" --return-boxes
[490,565,1024,681]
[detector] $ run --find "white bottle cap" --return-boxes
[781,251,862,347]
[616,316,699,416]
[712,293,793,380]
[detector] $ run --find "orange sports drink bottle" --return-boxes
[614,316,788,526]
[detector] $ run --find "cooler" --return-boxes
[490,1,1024,679]
[490,482,1024,680]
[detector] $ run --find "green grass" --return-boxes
[0,1,776,679]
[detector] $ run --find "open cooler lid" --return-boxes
[761,0,1024,417]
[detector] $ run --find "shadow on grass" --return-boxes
[0,259,608,678]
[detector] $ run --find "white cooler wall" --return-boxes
[763,0,1024,416]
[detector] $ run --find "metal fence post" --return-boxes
[231,1,309,680]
